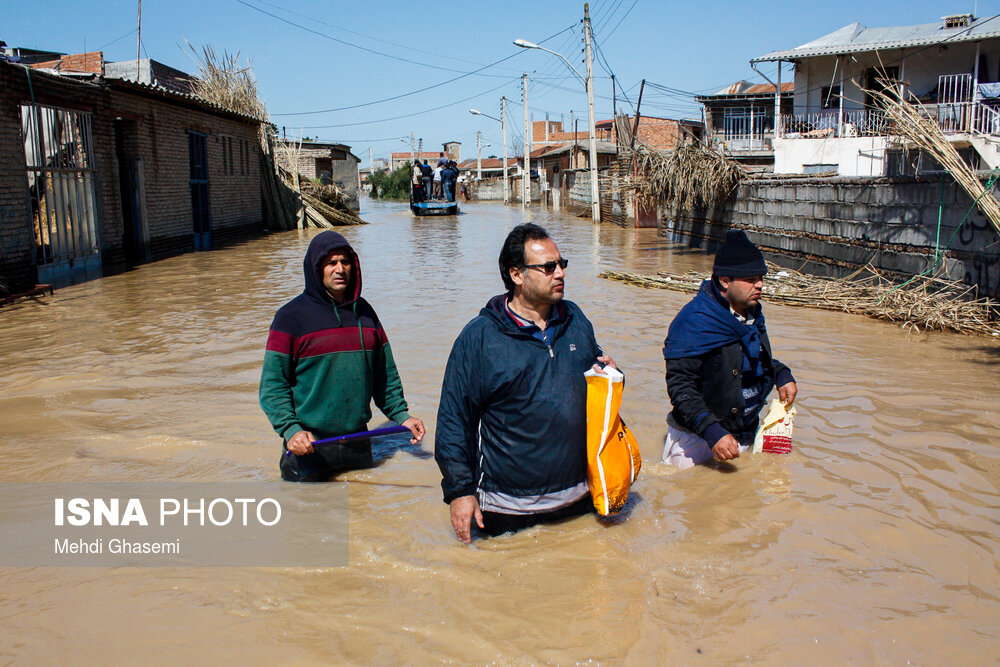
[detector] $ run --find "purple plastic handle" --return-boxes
[284,424,411,456]
[312,425,411,447]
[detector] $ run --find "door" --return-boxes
[21,104,102,286]
[188,131,211,251]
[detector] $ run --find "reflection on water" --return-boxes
[1,198,999,663]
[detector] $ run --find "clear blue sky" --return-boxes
[6,1,998,164]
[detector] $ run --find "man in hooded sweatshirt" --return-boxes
[260,231,425,482]
[661,230,797,468]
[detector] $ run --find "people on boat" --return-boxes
[662,230,797,469]
[435,223,617,541]
[441,160,458,202]
[259,231,425,482]
[411,160,424,203]
[421,160,433,199]
[432,162,444,199]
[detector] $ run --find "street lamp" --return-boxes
[469,101,510,204]
[514,24,601,222]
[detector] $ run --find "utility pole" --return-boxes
[136,0,142,81]
[522,72,530,208]
[501,96,509,204]
[630,79,645,150]
[368,146,373,170]
[477,130,482,181]
[584,3,601,222]
[612,74,618,154]
[410,131,415,164]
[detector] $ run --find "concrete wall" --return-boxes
[773,136,894,176]
[329,159,360,210]
[470,176,538,202]
[661,175,1000,298]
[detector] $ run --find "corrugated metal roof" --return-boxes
[752,15,1000,62]
[105,77,265,123]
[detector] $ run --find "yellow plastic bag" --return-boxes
[752,398,797,454]
[584,366,641,516]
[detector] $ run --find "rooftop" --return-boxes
[696,80,794,101]
[752,14,1000,62]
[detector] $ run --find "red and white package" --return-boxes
[752,398,796,454]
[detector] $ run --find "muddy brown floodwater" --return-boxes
[1,198,999,664]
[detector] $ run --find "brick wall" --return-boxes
[0,64,36,291]
[109,87,263,260]
[632,118,683,150]
[532,120,612,143]
[32,51,104,74]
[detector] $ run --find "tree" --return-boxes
[368,164,412,200]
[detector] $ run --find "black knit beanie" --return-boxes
[713,230,767,278]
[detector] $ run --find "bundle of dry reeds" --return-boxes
[867,77,1000,239]
[600,261,1000,337]
[617,142,746,214]
[186,44,267,122]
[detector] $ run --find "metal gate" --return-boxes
[938,73,974,132]
[21,104,102,284]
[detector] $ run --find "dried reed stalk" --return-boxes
[600,262,1000,338]
[617,142,746,214]
[867,77,1000,239]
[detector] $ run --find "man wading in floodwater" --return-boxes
[435,223,616,541]
[662,230,797,468]
[259,231,425,481]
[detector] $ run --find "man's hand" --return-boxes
[402,416,426,444]
[591,354,617,375]
[287,430,316,456]
[449,495,484,543]
[777,381,798,407]
[711,433,741,462]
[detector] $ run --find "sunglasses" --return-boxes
[522,257,568,274]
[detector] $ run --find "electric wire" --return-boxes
[271,24,575,117]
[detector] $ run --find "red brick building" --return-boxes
[0,58,263,292]
[532,116,703,151]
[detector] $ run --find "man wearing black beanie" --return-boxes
[661,230,797,468]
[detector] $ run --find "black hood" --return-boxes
[303,231,361,305]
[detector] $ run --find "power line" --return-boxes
[235,0,520,76]
[271,24,575,117]
[295,78,520,129]
[246,0,528,74]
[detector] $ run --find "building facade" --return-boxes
[752,13,1000,176]
[0,59,263,292]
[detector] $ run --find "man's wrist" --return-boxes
[702,423,730,448]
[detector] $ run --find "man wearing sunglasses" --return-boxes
[436,223,616,542]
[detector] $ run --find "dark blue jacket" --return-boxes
[435,295,602,504]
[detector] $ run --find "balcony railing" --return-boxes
[709,134,772,152]
[779,101,1000,139]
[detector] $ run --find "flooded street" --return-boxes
[2,199,999,664]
